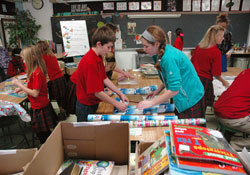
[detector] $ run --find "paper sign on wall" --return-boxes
[60,20,90,57]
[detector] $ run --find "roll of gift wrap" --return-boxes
[88,114,178,121]
[110,118,206,128]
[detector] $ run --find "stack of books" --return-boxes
[167,124,246,175]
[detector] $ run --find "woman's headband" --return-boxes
[142,30,155,42]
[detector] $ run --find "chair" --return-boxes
[0,115,30,149]
[216,121,249,142]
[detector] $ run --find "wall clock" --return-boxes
[32,0,44,10]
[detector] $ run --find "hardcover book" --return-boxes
[137,136,169,175]
[57,159,114,175]
[165,130,223,175]
[170,124,243,168]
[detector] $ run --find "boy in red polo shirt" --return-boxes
[76,26,129,122]
[214,69,250,151]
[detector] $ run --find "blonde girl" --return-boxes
[12,45,57,143]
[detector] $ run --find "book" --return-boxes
[170,124,243,168]
[57,159,114,175]
[165,130,223,175]
[136,136,169,175]
[238,147,250,174]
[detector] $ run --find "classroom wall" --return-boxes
[23,1,53,41]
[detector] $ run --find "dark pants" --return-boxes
[76,100,99,122]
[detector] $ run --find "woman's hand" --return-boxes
[137,100,154,110]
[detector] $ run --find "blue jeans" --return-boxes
[221,54,227,72]
[76,100,99,122]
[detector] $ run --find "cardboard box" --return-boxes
[0,148,37,174]
[23,122,130,175]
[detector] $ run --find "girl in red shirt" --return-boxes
[36,41,67,120]
[173,28,184,51]
[12,45,57,143]
[191,25,229,111]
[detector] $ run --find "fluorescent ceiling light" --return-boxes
[128,14,181,19]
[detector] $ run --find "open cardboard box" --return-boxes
[23,122,130,175]
[0,148,37,174]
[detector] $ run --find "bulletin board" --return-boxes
[60,20,89,57]
[113,13,250,48]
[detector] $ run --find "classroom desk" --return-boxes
[222,67,243,76]
[230,52,250,68]
[0,79,27,104]
[96,70,175,142]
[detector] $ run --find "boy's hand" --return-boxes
[115,101,128,112]
[120,94,129,103]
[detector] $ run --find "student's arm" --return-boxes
[12,78,39,98]
[137,89,179,109]
[104,78,129,103]
[214,75,229,88]
[94,91,127,111]
[146,83,165,99]
[114,67,134,79]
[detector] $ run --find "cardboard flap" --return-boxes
[0,148,37,174]
[96,123,129,165]
[62,122,129,165]
[24,123,64,175]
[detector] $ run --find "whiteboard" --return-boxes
[60,20,90,57]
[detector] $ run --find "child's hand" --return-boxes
[122,72,135,79]
[120,94,129,103]
[13,88,22,93]
[223,80,230,88]
[12,78,21,87]
[115,101,128,112]
[137,100,153,110]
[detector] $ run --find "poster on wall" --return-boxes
[60,20,90,57]
[242,0,250,11]
[127,22,136,35]
[231,0,241,11]
[192,0,201,11]
[211,0,220,11]
[166,0,177,11]
[153,1,162,11]
[183,0,191,11]
[141,2,152,10]
[202,0,210,11]
[221,0,230,11]
[103,2,114,10]
[129,2,140,10]
[116,2,127,11]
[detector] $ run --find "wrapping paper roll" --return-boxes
[111,118,206,128]
[88,114,178,121]
[119,85,158,95]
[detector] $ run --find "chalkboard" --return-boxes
[51,15,106,45]
[113,13,250,48]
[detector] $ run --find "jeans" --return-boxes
[76,100,99,122]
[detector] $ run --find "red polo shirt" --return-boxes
[70,70,78,84]
[27,67,49,109]
[191,45,221,80]
[174,36,184,51]
[42,54,63,81]
[214,69,250,119]
[76,48,107,105]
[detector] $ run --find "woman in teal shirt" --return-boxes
[137,25,205,118]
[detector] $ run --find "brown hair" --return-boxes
[36,40,54,56]
[105,23,118,33]
[216,12,230,24]
[141,25,167,70]
[20,45,47,79]
[92,26,116,47]
[199,25,225,49]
